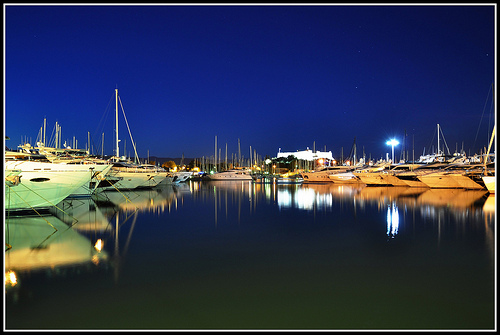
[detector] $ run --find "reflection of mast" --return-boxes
[214,185,218,228]
[112,209,139,283]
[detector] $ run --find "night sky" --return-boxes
[4,4,496,162]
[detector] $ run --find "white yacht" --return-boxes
[206,169,253,180]
[169,171,193,184]
[95,161,168,191]
[5,153,111,210]
[418,163,484,189]
[481,175,495,193]
[328,170,361,184]
[94,89,168,191]
[302,166,353,183]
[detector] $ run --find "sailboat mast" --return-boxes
[115,88,119,159]
[215,135,217,172]
[43,117,46,146]
[437,123,440,155]
[484,125,495,170]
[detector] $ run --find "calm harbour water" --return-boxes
[5,181,496,330]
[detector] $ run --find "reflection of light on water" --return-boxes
[387,202,399,238]
[5,270,18,287]
[94,239,103,252]
[278,189,293,209]
[295,188,316,210]
[277,187,333,210]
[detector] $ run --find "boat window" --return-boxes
[30,177,50,182]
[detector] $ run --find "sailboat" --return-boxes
[95,89,168,191]
[418,124,458,163]
[5,150,110,210]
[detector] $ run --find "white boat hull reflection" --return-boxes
[5,215,109,272]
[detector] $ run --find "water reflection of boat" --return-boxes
[355,186,418,203]
[300,183,365,198]
[50,197,112,232]
[416,189,488,209]
[92,185,177,212]
[4,215,109,272]
[482,194,495,213]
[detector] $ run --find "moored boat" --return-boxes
[353,162,392,186]
[481,175,495,193]
[417,163,486,189]
[206,169,253,180]
[301,166,352,183]
[5,158,107,211]
[96,161,168,191]
[328,170,362,184]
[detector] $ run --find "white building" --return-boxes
[276,148,333,162]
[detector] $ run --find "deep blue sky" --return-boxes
[4,4,496,162]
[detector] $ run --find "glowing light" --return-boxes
[386,139,399,146]
[5,270,17,287]
[386,138,399,163]
[94,239,103,252]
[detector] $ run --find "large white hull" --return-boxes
[355,171,388,186]
[159,171,192,184]
[302,167,352,183]
[5,160,105,210]
[69,164,113,196]
[394,171,429,187]
[328,171,361,184]
[446,172,484,189]
[207,170,253,180]
[481,175,495,193]
[96,166,168,191]
[418,172,464,189]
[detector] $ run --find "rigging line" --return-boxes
[30,229,59,252]
[5,183,58,231]
[473,83,493,151]
[121,210,139,260]
[8,182,79,226]
[438,126,451,155]
[98,174,136,206]
[92,92,115,150]
[118,96,140,164]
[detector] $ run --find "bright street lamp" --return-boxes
[386,139,399,163]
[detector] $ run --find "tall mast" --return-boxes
[437,123,440,155]
[484,125,495,171]
[115,88,119,159]
[214,135,217,172]
[55,121,59,149]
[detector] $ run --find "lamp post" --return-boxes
[386,139,399,163]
